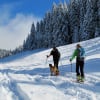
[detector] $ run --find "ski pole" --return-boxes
[71,61,72,72]
[45,56,48,65]
[60,57,62,66]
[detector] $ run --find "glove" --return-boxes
[70,58,72,62]
[47,55,49,58]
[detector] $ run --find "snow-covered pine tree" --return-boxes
[23,34,30,50]
[68,0,80,43]
[82,0,98,40]
[23,23,36,50]
[94,0,100,37]
[29,23,36,49]
[51,2,69,46]
[79,0,87,41]
[0,49,12,58]
[36,22,40,33]
[44,11,52,47]
[36,20,45,48]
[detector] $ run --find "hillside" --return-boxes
[0,37,100,100]
[0,49,12,58]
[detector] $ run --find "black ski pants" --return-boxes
[76,60,84,78]
[54,58,60,70]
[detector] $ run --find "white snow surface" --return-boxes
[0,37,100,100]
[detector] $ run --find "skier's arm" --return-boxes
[47,54,51,58]
[47,51,53,58]
[70,49,78,61]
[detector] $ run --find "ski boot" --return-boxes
[77,75,81,82]
[80,77,84,83]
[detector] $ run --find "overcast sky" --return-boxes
[0,0,69,50]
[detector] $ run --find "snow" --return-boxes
[0,37,100,100]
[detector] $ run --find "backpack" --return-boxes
[77,47,85,61]
[80,47,85,57]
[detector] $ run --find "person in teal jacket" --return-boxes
[70,44,85,82]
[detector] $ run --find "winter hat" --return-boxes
[76,44,81,48]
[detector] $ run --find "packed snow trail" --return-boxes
[0,37,100,100]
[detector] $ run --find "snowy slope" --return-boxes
[0,37,100,100]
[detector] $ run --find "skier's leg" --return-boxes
[76,62,80,76]
[57,58,59,70]
[80,61,84,78]
[54,60,59,75]
[54,60,58,69]
[76,62,81,81]
[54,61,57,68]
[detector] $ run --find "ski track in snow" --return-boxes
[0,37,100,100]
[0,71,30,100]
